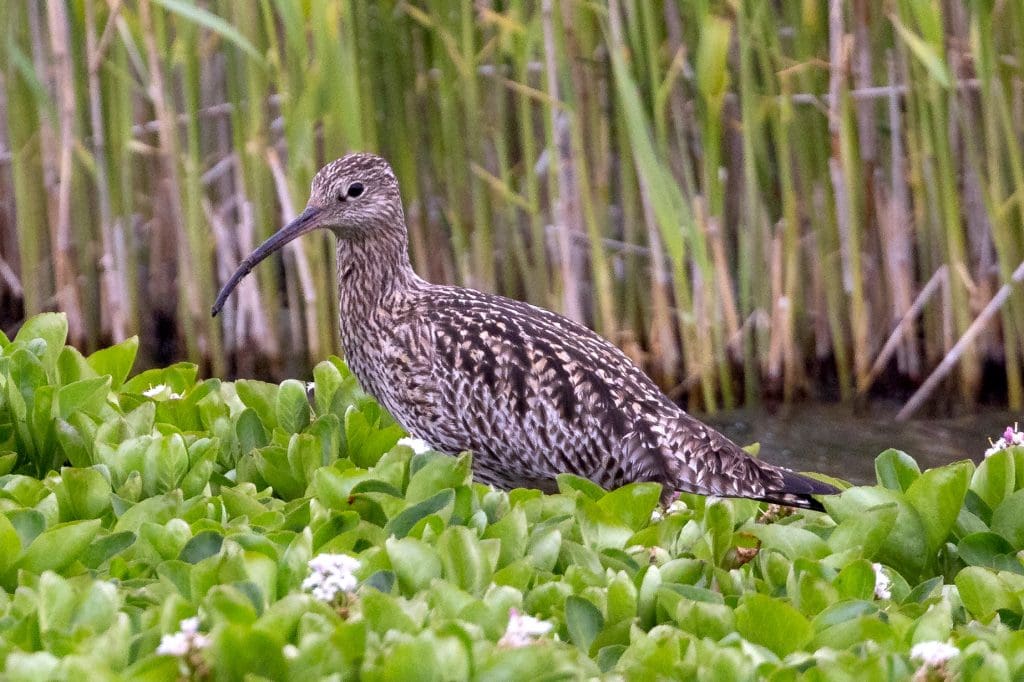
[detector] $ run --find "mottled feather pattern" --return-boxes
[227,153,838,510]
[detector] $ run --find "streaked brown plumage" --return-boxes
[213,153,838,510]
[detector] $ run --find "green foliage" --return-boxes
[2,314,1024,678]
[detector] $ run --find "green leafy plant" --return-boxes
[1,314,1024,679]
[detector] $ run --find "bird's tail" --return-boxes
[748,465,840,512]
[664,415,840,511]
[671,453,839,512]
[667,420,840,511]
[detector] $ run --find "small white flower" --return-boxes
[156,618,210,657]
[985,438,1008,457]
[283,644,300,660]
[667,499,688,514]
[498,608,553,648]
[156,632,190,657]
[624,544,669,565]
[179,617,200,635]
[142,383,183,400]
[872,563,892,600]
[650,498,686,523]
[648,546,670,564]
[985,423,1024,457]
[910,640,959,667]
[303,553,361,603]
[1006,424,1024,445]
[397,437,433,454]
[143,384,168,398]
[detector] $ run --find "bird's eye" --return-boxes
[347,182,364,198]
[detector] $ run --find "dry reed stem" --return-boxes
[882,53,919,378]
[88,0,123,73]
[851,0,877,171]
[0,257,23,299]
[43,0,85,346]
[704,212,741,360]
[767,225,785,384]
[861,266,947,397]
[828,0,872,393]
[84,0,127,343]
[138,0,202,360]
[541,0,584,324]
[608,0,681,386]
[899,258,1024,419]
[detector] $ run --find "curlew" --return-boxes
[212,153,838,510]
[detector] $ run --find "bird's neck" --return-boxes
[336,233,423,325]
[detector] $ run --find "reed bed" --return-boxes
[1,0,1022,417]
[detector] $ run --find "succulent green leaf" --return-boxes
[735,593,812,657]
[14,313,68,373]
[874,449,921,492]
[566,595,604,653]
[86,336,139,389]
[277,379,311,434]
[17,519,101,575]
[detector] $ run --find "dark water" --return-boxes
[699,404,1019,485]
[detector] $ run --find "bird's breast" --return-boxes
[338,313,441,434]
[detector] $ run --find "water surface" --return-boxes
[700,404,1018,485]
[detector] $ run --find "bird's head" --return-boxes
[306,153,404,236]
[212,153,405,316]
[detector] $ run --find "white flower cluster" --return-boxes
[650,498,688,523]
[985,423,1024,457]
[498,608,553,648]
[397,437,433,455]
[142,384,183,400]
[156,617,210,657]
[872,563,892,600]
[302,553,361,603]
[910,640,959,668]
[625,544,671,565]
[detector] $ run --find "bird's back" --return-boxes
[347,282,835,509]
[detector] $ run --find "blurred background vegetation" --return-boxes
[0,0,1022,418]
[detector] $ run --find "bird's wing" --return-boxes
[403,286,672,490]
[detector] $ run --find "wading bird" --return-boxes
[212,153,838,510]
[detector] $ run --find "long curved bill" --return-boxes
[211,206,322,317]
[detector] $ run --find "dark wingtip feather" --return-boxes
[761,469,841,512]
